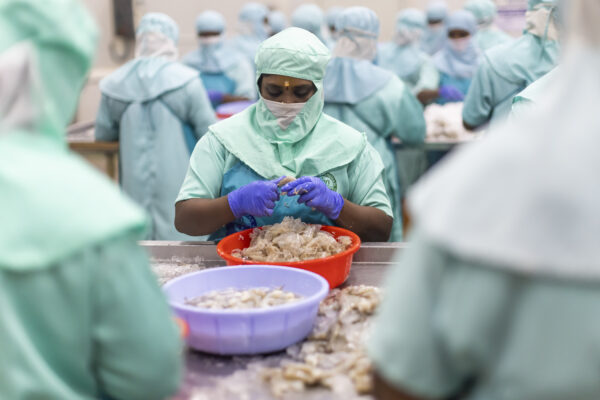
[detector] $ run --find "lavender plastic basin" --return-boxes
[163,265,329,355]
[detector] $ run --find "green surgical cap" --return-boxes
[0,0,97,141]
[255,27,331,82]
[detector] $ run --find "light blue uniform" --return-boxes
[377,9,440,94]
[324,7,425,241]
[463,1,559,127]
[182,11,256,103]
[96,15,216,240]
[229,3,269,69]
[421,1,448,55]
[465,0,513,52]
[291,4,326,44]
[433,10,481,104]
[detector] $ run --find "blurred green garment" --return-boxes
[369,1,600,398]
[462,0,560,128]
[511,66,559,119]
[177,28,392,241]
[0,1,182,399]
[323,7,425,241]
[97,13,216,240]
[465,0,514,51]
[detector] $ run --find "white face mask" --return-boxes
[449,37,470,53]
[199,35,222,46]
[262,98,306,130]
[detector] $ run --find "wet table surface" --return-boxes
[142,241,406,400]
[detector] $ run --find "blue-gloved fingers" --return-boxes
[264,200,276,209]
[298,189,318,204]
[272,176,286,185]
[281,176,313,193]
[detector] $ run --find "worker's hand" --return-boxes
[206,89,224,104]
[227,177,283,218]
[281,176,344,220]
[438,85,464,101]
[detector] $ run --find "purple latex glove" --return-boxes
[228,177,283,218]
[207,89,224,104]
[438,85,464,101]
[280,176,344,220]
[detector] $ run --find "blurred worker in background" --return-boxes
[267,10,288,36]
[323,7,426,242]
[377,9,440,102]
[183,10,256,108]
[96,13,216,241]
[421,0,448,55]
[175,28,393,243]
[465,0,513,52]
[325,6,344,48]
[0,1,182,399]
[291,4,326,45]
[229,2,269,68]
[369,1,600,399]
[462,0,560,130]
[420,10,480,104]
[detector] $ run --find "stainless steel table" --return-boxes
[141,242,406,400]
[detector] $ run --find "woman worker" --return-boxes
[175,28,393,242]
[0,1,181,399]
[421,1,448,55]
[323,7,426,241]
[96,13,216,241]
[183,10,256,108]
[377,9,440,101]
[462,0,559,129]
[464,0,513,52]
[418,10,481,105]
[369,1,600,399]
[230,2,269,68]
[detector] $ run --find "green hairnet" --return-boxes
[464,0,497,23]
[0,0,98,142]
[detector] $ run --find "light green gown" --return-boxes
[0,2,182,399]
[324,77,426,241]
[369,231,600,400]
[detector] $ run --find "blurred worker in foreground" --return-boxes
[325,6,344,48]
[323,7,426,242]
[291,4,326,45]
[465,0,513,52]
[377,9,440,101]
[419,10,480,105]
[0,1,182,399]
[462,0,560,130]
[96,13,216,240]
[183,10,256,108]
[175,28,393,242]
[421,1,448,55]
[267,10,288,36]
[369,1,600,399]
[511,66,559,119]
[230,2,269,67]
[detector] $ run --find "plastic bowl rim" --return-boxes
[216,225,361,266]
[163,265,330,315]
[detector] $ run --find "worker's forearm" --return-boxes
[175,197,236,236]
[372,371,428,400]
[335,200,392,242]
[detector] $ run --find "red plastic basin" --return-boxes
[216,225,361,288]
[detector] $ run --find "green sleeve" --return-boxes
[93,237,183,400]
[394,85,426,145]
[413,56,440,94]
[95,95,128,142]
[462,59,496,127]
[161,78,216,140]
[347,143,393,217]
[176,132,227,202]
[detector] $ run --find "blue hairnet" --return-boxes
[335,6,379,37]
[239,2,269,22]
[446,9,477,35]
[464,0,496,23]
[427,1,448,21]
[268,11,287,34]
[291,4,324,37]
[396,8,426,32]
[137,13,179,43]
[195,10,225,34]
[326,6,344,28]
